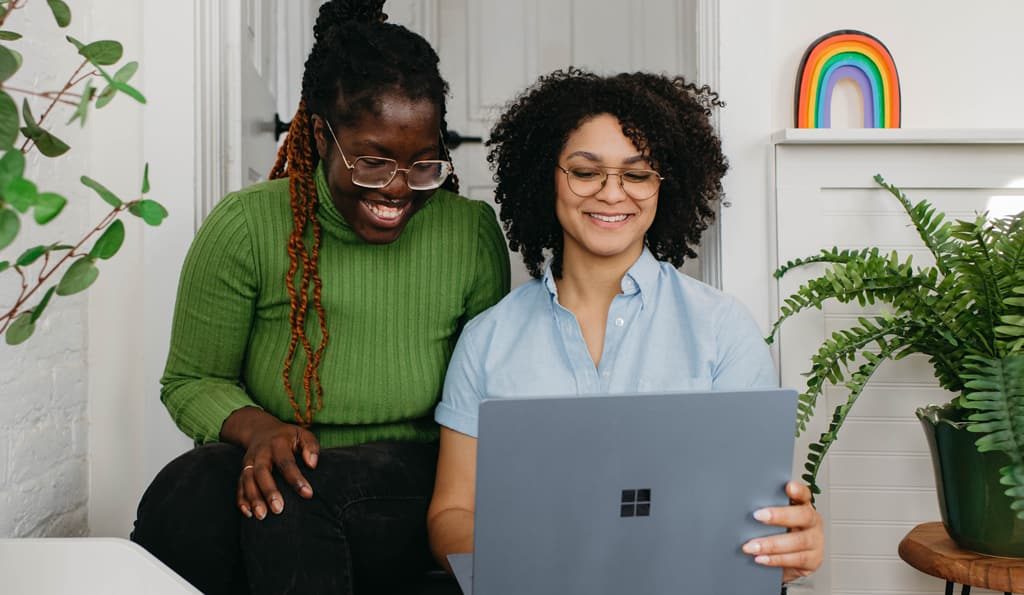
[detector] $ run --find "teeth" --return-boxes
[588,213,629,223]
[365,201,404,220]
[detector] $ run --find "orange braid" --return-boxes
[270,99,330,426]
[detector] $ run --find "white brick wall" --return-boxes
[0,0,93,537]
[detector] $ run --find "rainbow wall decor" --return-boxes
[795,30,901,128]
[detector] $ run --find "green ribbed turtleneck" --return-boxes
[160,165,510,447]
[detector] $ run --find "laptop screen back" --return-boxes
[473,389,797,595]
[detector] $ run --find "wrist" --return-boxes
[220,406,277,448]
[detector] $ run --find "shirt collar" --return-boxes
[314,162,361,243]
[542,247,660,306]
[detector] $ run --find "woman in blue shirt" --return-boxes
[428,70,824,584]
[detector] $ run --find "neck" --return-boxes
[555,241,644,307]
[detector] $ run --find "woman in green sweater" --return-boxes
[130,2,509,593]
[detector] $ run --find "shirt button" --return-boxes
[614,317,625,327]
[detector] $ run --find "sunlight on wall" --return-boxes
[988,178,1024,219]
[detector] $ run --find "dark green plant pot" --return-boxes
[917,404,1024,557]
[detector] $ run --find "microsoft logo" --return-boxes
[620,489,651,517]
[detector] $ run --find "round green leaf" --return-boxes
[141,162,150,194]
[46,0,71,27]
[79,40,122,66]
[90,219,124,260]
[20,97,37,131]
[30,286,56,323]
[129,199,168,226]
[33,192,66,224]
[4,176,37,213]
[0,91,17,148]
[0,260,8,273]
[65,35,85,51]
[0,32,21,41]
[56,257,99,296]
[67,80,95,127]
[5,311,34,345]
[31,129,70,157]
[0,207,18,250]
[0,44,19,82]
[80,175,122,207]
[0,148,25,189]
[15,244,45,266]
[111,80,146,104]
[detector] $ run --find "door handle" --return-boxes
[444,130,483,150]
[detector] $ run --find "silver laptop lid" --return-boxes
[473,389,797,595]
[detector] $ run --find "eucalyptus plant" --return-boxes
[768,175,1024,519]
[0,0,166,345]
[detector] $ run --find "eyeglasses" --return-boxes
[324,120,454,191]
[557,165,663,200]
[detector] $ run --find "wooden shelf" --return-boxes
[773,128,1024,145]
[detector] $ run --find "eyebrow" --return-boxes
[565,150,646,165]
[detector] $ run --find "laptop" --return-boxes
[448,388,798,595]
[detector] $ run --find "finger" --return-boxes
[242,463,268,520]
[254,458,284,515]
[787,481,813,505]
[296,428,320,470]
[236,469,252,518]
[743,528,815,557]
[753,550,819,573]
[753,502,817,529]
[274,450,313,499]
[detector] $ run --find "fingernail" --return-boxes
[271,497,283,514]
[754,509,771,522]
[742,541,761,554]
[309,453,318,467]
[241,506,252,519]
[300,483,313,496]
[255,505,266,520]
[755,555,770,565]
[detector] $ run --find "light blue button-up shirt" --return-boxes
[435,248,778,437]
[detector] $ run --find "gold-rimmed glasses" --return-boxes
[557,165,663,200]
[324,120,453,191]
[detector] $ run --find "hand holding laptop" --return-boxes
[743,481,824,584]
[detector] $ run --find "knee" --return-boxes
[133,443,243,542]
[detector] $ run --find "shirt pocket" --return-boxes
[637,373,712,393]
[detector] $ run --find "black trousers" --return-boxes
[130,441,460,595]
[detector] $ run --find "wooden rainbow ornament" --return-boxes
[795,30,901,128]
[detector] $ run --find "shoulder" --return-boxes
[203,178,291,226]
[459,278,547,337]
[425,189,498,223]
[656,262,738,314]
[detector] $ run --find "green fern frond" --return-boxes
[962,354,1024,518]
[802,347,898,498]
[794,316,916,435]
[875,174,955,275]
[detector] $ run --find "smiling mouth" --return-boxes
[587,212,632,223]
[363,200,409,223]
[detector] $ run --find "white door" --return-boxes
[391,0,699,287]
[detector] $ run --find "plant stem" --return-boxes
[0,0,24,29]
[0,205,125,332]
[5,86,81,106]
[20,59,90,154]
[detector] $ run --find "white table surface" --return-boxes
[0,538,199,594]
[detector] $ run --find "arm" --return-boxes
[427,427,478,571]
[160,195,319,518]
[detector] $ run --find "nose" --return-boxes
[378,169,415,203]
[594,173,629,203]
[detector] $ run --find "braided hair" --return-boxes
[268,0,456,426]
[487,68,727,279]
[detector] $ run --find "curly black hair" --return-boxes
[487,68,727,278]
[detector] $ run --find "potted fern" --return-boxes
[769,175,1024,557]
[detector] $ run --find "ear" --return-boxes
[311,114,329,161]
